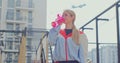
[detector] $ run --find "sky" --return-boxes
[47,0,116,29]
[47,0,118,51]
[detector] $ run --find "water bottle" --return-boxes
[51,14,65,28]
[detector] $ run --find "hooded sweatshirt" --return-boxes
[48,25,88,63]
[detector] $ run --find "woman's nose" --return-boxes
[62,15,64,18]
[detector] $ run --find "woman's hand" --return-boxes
[51,14,65,27]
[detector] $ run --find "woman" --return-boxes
[48,9,88,63]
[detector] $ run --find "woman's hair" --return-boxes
[63,9,80,45]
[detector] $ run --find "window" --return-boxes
[0,40,3,46]
[7,23,14,30]
[7,0,15,8]
[16,10,22,20]
[14,24,20,36]
[27,57,31,63]
[6,23,14,36]
[14,38,20,50]
[27,38,32,51]
[15,37,20,43]
[28,11,32,23]
[6,9,14,20]
[27,38,32,45]
[6,53,12,63]
[27,25,32,36]
[27,53,31,63]
[13,53,18,63]
[28,0,33,8]
[0,0,2,7]
[5,38,13,50]
[28,24,32,28]
[16,24,20,30]
[16,0,21,7]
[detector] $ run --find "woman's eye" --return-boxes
[63,14,68,17]
[65,14,68,16]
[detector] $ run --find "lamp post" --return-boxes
[116,2,120,63]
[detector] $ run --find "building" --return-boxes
[89,45,118,63]
[0,0,47,63]
[99,45,117,63]
[88,48,97,63]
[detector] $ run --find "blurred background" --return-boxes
[0,0,120,63]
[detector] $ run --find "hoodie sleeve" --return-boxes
[78,45,85,63]
[79,33,88,63]
[48,26,61,45]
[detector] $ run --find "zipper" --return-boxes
[65,37,68,61]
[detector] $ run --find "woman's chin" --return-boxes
[63,21,67,24]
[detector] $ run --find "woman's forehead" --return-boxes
[63,11,72,15]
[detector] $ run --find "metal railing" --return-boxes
[79,1,120,63]
[0,28,50,63]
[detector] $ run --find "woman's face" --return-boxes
[62,11,75,24]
